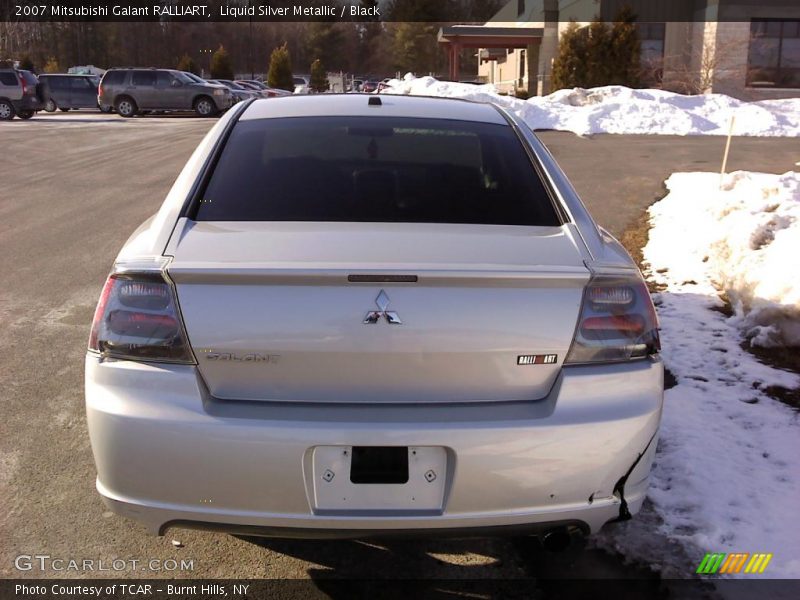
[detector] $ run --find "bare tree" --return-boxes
[661,23,748,95]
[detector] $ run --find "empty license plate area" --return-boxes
[350,446,408,484]
[311,446,447,512]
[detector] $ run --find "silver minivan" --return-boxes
[98,68,232,117]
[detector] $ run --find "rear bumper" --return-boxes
[85,355,663,537]
[13,95,43,111]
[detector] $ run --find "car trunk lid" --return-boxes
[167,220,589,403]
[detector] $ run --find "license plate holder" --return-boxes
[311,446,447,512]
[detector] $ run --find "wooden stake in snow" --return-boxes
[720,114,736,189]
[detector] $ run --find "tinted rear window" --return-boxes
[195,116,560,226]
[103,70,126,85]
[0,72,17,86]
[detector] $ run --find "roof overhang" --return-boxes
[438,25,543,48]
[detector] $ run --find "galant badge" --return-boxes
[363,290,402,325]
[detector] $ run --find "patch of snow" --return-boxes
[381,74,800,137]
[647,171,800,348]
[634,171,800,578]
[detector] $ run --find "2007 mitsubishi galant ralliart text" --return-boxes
[86,94,663,541]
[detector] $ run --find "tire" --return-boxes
[0,99,15,120]
[44,98,57,112]
[17,110,34,120]
[194,96,217,117]
[59,107,70,112]
[115,96,138,118]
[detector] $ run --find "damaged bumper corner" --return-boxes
[607,431,660,524]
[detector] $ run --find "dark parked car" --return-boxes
[98,68,232,117]
[38,73,109,112]
[0,67,46,120]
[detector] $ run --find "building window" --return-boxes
[747,19,800,88]
[637,23,666,85]
[517,0,525,17]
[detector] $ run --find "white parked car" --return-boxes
[293,75,310,94]
[86,95,663,542]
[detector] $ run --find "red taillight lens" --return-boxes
[566,274,659,364]
[18,72,27,95]
[581,314,645,336]
[88,272,194,363]
[88,275,115,350]
[107,310,180,338]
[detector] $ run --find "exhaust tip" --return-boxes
[541,527,574,552]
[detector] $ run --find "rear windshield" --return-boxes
[195,116,560,226]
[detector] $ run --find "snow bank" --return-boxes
[647,171,800,347]
[381,74,800,137]
[636,171,800,577]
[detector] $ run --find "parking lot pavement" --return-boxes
[537,131,800,238]
[1,112,795,584]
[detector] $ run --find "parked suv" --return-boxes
[98,68,232,117]
[0,67,46,120]
[38,73,108,112]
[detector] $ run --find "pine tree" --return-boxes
[176,53,198,75]
[392,22,440,75]
[306,23,343,70]
[268,43,294,91]
[309,59,329,93]
[387,0,449,75]
[585,17,611,88]
[608,6,641,87]
[551,21,587,90]
[210,45,234,80]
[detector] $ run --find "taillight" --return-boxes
[88,269,194,364]
[18,72,27,95]
[565,273,660,364]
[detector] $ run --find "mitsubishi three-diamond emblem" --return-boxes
[363,289,402,324]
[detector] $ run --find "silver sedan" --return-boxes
[86,94,663,541]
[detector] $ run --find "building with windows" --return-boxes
[438,0,799,99]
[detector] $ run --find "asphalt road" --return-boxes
[1,112,797,588]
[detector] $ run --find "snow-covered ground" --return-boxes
[649,172,800,348]
[382,74,800,137]
[599,171,800,579]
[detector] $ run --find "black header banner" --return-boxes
[4,1,388,22]
[2,0,795,23]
